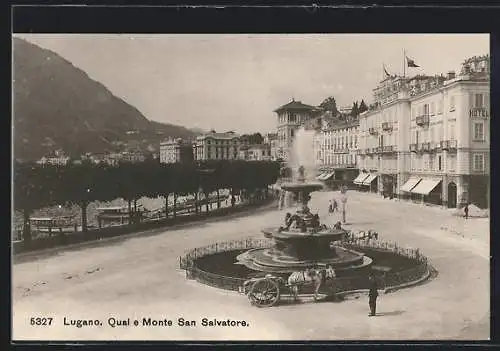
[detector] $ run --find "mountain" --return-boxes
[13,37,200,161]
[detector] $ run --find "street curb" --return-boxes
[13,201,278,262]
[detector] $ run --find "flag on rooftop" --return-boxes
[406,56,420,68]
[383,64,391,78]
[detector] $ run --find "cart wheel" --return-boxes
[248,278,280,308]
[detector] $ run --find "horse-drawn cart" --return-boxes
[241,266,337,308]
[242,275,284,307]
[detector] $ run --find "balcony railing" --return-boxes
[421,142,431,152]
[432,142,442,152]
[381,122,393,131]
[334,148,349,154]
[382,145,396,153]
[368,127,378,135]
[415,115,430,126]
[469,107,489,118]
[441,140,457,151]
[410,143,418,153]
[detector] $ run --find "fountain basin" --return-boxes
[280,182,324,192]
[235,246,372,274]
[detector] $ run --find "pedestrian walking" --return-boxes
[333,199,338,212]
[368,272,378,317]
[464,203,469,219]
[328,200,334,214]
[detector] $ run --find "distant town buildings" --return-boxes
[238,144,272,161]
[80,150,146,165]
[194,130,241,161]
[120,151,146,163]
[159,138,194,164]
[36,149,70,166]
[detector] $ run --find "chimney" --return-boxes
[447,71,456,80]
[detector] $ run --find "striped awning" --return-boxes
[400,177,422,193]
[410,178,441,195]
[316,173,327,180]
[362,174,378,185]
[321,172,335,181]
[353,173,369,185]
[316,172,334,181]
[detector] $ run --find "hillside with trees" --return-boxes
[13,38,200,161]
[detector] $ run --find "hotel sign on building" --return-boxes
[357,54,489,209]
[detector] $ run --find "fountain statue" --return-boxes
[236,163,372,274]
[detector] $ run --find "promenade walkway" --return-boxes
[12,191,489,340]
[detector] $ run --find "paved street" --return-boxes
[12,190,489,341]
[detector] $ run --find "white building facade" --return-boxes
[315,119,359,186]
[159,138,194,164]
[238,144,272,161]
[194,131,241,161]
[356,54,490,208]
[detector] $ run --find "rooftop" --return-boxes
[369,53,489,108]
[323,119,360,131]
[160,138,193,145]
[197,130,240,140]
[274,99,318,113]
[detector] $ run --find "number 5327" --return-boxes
[30,317,53,326]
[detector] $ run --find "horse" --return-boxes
[349,229,379,241]
[287,266,336,302]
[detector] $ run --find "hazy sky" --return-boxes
[16,34,489,134]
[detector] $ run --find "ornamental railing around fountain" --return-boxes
[179,237,430,293]
[179,238,273,270]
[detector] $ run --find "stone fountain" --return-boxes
[236,165,372,274]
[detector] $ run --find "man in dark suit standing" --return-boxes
[368,272,378,316]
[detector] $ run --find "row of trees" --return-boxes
[319,96,368,118]
[14,160,280,243]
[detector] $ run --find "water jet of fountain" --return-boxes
[289,126,317,182]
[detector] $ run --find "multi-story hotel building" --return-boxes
[194,130,241,161]
[315,118,359,186]
[159,138,194,164]
[274,99,320,162]
[356,54,490,208]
